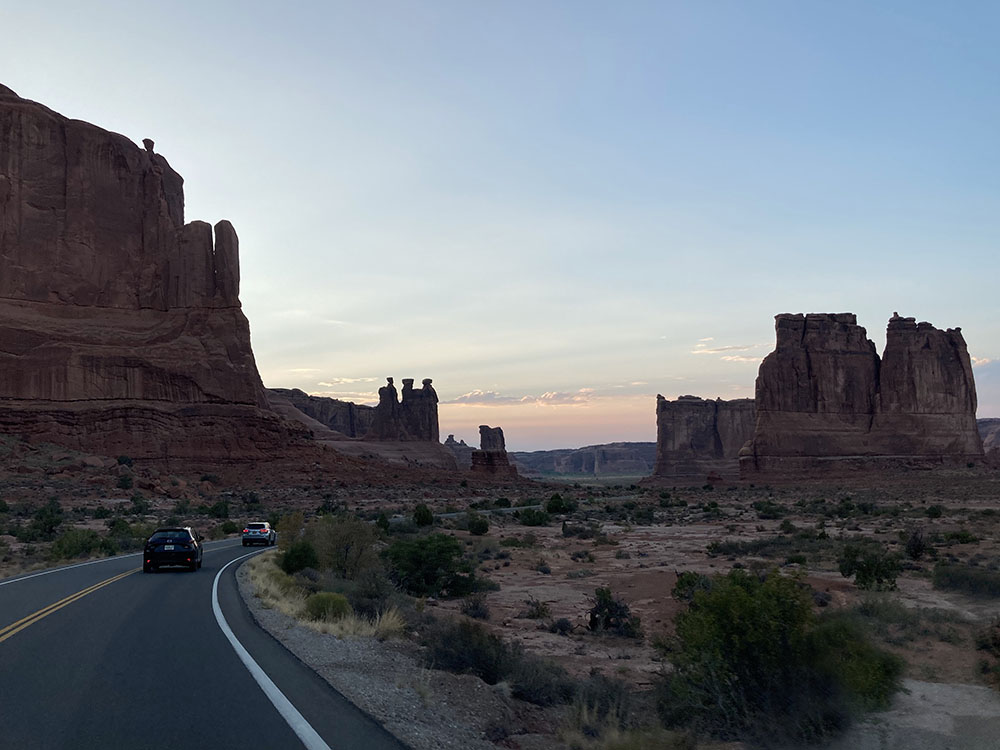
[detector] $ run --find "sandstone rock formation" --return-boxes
[979,419,1000,453]
[471,425,518,477]
[741,313,984,474]
[268,388,374,438]
[652,396,755,479]
[510,442,657,479]
[0,85,304,458]
[444,434,476,470]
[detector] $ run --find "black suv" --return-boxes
[143,527,204,573]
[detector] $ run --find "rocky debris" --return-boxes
[444,434,476,470]
[471,425,518,477]
[0,84,305,459]
[651,396,755,480]
[742,313,984,475]
[510,442,657,479]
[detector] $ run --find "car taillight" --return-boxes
[243,528,249,534]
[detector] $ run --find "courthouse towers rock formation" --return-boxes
[471,425,518,477]
[0,84,303,458]
[741,313,984,474]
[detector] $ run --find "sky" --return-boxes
[2,1,998,450]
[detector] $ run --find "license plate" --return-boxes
[164,545,174,550]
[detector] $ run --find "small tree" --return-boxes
[588,587,642,638]
[413,503,434,527]
[838,543,901,591]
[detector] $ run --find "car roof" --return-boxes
[151,527,193,533]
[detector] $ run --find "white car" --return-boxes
[242,522,276,547]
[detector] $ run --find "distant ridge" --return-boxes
[509,442,655,478]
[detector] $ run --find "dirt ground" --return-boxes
[2,435,1000,747]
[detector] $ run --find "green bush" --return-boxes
[220,520,238,534]
[306,514,379,579]
[116,475,134,490]
[588,587,642,638]
[461,593,491,620]
[467,513,489,536]
[376,513,390,533]
[752,500,784,519]
[838,544,901,591]
[545,494,578,514]
[926,504,944,519]
[303,592,351,621]
[933,563,1000,598]
[50,528,115,559]
[657,569,902,745]
[0,498,10,513]
[281,541,319,575]
[905,529,927,560]
[413,503,434,527]
[116,455,133,466]
[384,533,475,597]
[519,508,551,527]
[31,498,64,540]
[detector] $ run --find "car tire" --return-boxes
[197,557,202,569]
[242,541,247,547]
[143,564,151,574]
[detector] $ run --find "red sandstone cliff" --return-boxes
[741,313,983,474]
[652,395,755,479]
[0,85,305,459]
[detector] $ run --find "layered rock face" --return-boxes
[511,442,657,479]
[652,396,755,479]
[742,313,984,474]
[444,434,476,469]
[0,85,302,458]
[364,377,439,442]
[471,425,518,477]
[979,419,1000,454]
[268,388,374,438]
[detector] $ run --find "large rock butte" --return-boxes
[0,85,304,458]
[741,313,984,474]
[652,396,756,479]
[471,425,518,477]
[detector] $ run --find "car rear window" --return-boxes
[247,523,267,529]
[150,531,191,543]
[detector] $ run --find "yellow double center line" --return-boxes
[0,568,137,644]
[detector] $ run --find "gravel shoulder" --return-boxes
[236,557,556,750]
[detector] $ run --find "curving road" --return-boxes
[0,541,406,750]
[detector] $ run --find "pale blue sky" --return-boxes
[3,1,997,449]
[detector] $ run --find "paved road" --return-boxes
[0,541,406,750]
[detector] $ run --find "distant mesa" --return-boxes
[444,434,476,469]
[740,312,984,475]
[471,425,518,477]
[0,84,305,458]
[651,395,755,480]
[510,442,657,479]
[978,418,1000,454]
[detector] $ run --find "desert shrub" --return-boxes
[571,549,595,563]
[839,544,901,591]
[50,528,115,559]
[943,530,978,545]
[384,533,475,597]
[519,508,550,527]
[779,519,798,534]
[376,513,390,532]
[31,498,64,540]
[116,475,134,490]
[276,511,305,551]
[657,569,902,745]
[570,672,633,736]
[281,540,319,575]
[200,473,221,485]
[535,558,552,575]
[466,513,489,536]
[786,554,807,565]
[423,619,519,684]
[905,529,927,560]
[413,503,434,527]
[461,593,491,620]
[117,455,133,466]
[422,618,573,705]
[93,506,112,519]
[672,571,713,602]
[588,587,642,638]
[925,504,944,519]
[321,566,395,619]
[509,656,575,706]
[520,596,550,619]
[500,533,537,548]
[562,521,599,539]
[306,514,379,579]
[220,520,238,534]
[0,498,8,513]
[549,617,573,635]
[493,497,511,508]
[752,500,784,519]
[933,563,1000,598]
[303,591,351,621]
[545,494,578,514]
[129,494,149,515]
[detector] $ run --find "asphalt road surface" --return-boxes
[0,541,407,750]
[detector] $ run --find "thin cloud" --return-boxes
[691,344,757,355]
[318,377,377,386]
[313,390,378,403]
[972,357,994,368]
[444,388,597,406]
[720,354,761,363]
[444,390,520,405]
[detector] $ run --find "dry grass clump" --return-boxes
[245,551,404,640]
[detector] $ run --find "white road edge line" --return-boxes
[212,551,333,750]
[0,540,242,588]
